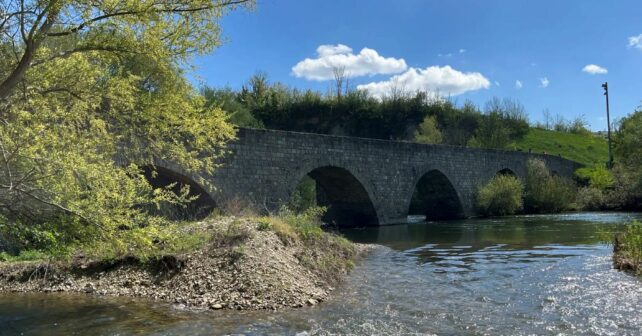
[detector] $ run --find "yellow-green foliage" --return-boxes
[476,175,524,216]
[575,165,614,190]
[0,1,251,255]
[617,221,642,265]
[258,206,326,244]
[79,222,214,262]
[524,159,576,213]
[0,250,50,263]
[415,115,443,144]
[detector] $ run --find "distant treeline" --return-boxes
[202,74,533,149]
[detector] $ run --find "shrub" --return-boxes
[575,187,605,211]
[575,165,614,190]
[615,220,642,269]
[524,159,576,213]
[256,219,271,231]
[278,206,326,241]
[476,175,524,216]
[258,206,327,244]
[287,176,317,213]
[603,164,642,210]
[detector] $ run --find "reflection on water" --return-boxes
[1,212,641,335]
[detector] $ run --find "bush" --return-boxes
[575,187,605,211]
[524,159,576,213]
[575,165,614,190]
[615,220,642,269]
[287,176,317,213]
[604,164,642,210]
[278,206,326,241]
[476,175,524,216]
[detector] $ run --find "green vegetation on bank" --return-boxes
[476,175,524,216]
[614,221,642,274]
[256,207,357,280]
[608,110,642,271]
[510,128,609,166]
[0,206,359,294]
[524,159,577,213]
[476,159,575,216]
[0,1,253,259]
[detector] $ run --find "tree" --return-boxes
[0,1,252,253]
[610,109,642,209]
[332,66,347,101]
[543,108,552,130]
[614,109,642,168]
[415,115,442,144]
[523,159,576,213]
[468,97,529,149]
[467,111,511,149]
[202,86,264,128]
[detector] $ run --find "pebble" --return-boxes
[84,283,96,293]
[0,217,361,311]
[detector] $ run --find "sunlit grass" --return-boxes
[510,128,609,166]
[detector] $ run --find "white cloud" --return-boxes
[438,53,453,57]
[515,80,523,89]
[356,66,490,99]
[292,44,408,81]
[459,49,466,54]
[316,44,353,57]
[628,34,642,50]
[582,64,608,75]
[539,77,550,88]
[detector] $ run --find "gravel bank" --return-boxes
[0,217,372,310]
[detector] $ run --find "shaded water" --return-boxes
[2,213,641,335]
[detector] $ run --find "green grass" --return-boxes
[509,128,609,166]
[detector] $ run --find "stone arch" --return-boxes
[408,169,464,220]
[141,165,216,220]
[289,164,379,227]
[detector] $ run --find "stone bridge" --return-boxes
[153,128,582,226]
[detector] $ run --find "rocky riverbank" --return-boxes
[0,217,373,310]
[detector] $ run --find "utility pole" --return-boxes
[602,82,613,168]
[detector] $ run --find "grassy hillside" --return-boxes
[509,128,609,167]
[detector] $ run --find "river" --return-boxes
[1,212,641,335]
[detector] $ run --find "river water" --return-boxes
[1,212,641,335]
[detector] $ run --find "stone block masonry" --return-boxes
[165,128,583,226]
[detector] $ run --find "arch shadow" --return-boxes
[408,169,464,221]
[497,168,517,176]
[290,165,379,227]
[141,165,216,220]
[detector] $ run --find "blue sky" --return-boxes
[193,0,642,130]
